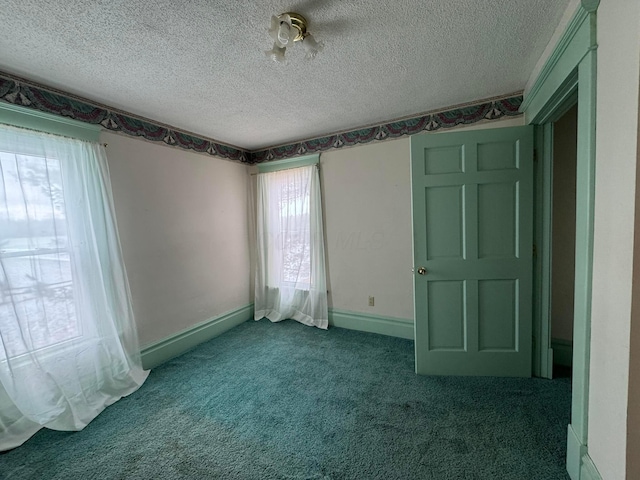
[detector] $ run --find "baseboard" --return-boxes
[566,426,603,480]
[566,424,587,480]
[140,304,254,369]
[580,453,603,480]
[328,308,414,339]
[552,338,573,367]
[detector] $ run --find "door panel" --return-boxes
[427,280,466,350]
[411,126,534,377]
[425,186,464,260]
[478,279,517,351]
[478,182,517,258]
[477,141,518,171]
[424,145,465,174]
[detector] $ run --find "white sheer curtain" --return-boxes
[255,164,328,329]
[0,124,148,451]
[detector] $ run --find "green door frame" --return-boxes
[521,1,599,479]
[532,82,578,381]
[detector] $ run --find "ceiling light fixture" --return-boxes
[265,12,323,63]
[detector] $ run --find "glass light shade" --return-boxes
[268,15,292,48]
[302,33,324,59]
[265,43,286,63]
[277,21,292,46]
[268,16,280,42]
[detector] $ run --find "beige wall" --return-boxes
[319,116,524,321]
[103,131,251,346]
[321,138,414,319]
[588,1,640,478]
[551,105,577,342]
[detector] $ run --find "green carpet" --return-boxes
[1,320,571,479]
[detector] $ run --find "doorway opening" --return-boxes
[551,104,578,379]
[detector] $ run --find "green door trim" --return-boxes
[521,0,597,122]
[532,122,556,379]
[522,1,599,479]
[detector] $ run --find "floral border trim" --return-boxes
[0,72,522,165]
[251,95,523,162]
[0,73,250,163]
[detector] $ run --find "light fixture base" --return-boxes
[284,12,308,42]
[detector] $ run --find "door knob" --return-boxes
[417,267,427,275]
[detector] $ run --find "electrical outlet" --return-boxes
[368,296,374,307]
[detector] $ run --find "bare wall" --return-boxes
[588,1,640,478]
[103,131,251,346]
[321,137,414,319]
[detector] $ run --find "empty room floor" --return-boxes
[1,320,571,480]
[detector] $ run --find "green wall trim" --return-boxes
[552,338,574,367]
[580,453,603,480]
[567,424,588,479]
[564,45,597,480]
[0,101,101,142]
[328,309,414,340]
[523,2,597,124]
[140,304,254,369]
[257,153,319,173]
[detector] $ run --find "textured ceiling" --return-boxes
[0,1,568,151]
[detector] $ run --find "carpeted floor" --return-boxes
[1,320,571,479]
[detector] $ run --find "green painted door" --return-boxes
[411,126,534,376]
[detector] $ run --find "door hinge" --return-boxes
[533,244,537,258]
[533,149,538,163]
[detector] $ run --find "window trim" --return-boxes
[257,153,319,173]
[0,102,101,142]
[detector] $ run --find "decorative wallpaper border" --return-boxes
[251,95,523,162]
[0,71,522,165]
[0,73,250,163]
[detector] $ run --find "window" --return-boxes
[0,153,79,359]
[0,115,147,452]
[254,157,328,329]
[277,171,311,286]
